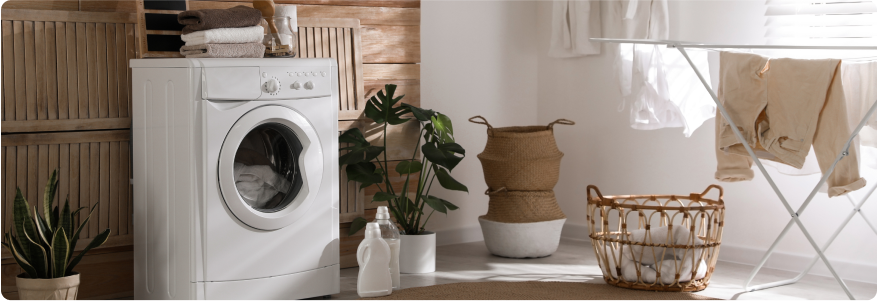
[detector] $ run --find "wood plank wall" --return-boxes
[1,1,420,297]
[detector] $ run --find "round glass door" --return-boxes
[218,106,323,230]
[233,123,303,212]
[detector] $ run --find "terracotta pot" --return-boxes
[399,232,435,274]
[16,272,80,300]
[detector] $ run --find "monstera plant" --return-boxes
[341,84,468,237]
[2,170,110,299]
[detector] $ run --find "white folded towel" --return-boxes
[180,25,264,46]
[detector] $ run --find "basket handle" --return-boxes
[700,184,724,199]
[548,119,575,129]
[587,185,604,200]
[485,187,507,195]
[469,116,494,131]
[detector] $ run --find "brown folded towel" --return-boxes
[178,5,263,34]
[180,43,265,58]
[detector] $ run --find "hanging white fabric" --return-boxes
[605,0,715,137]
[548,0,602,58]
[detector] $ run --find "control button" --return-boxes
[291,81,302,90]
[321,71,327,77]
[304,81,314,90]
[264,78,281,94]
[262,72,268,78]
[288,72,294,77]
[310,72,317,77]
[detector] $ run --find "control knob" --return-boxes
[263,78,281,94]
[304,81,315,90]
[291,81,302,90]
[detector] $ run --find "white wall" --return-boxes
[420,0,540,245]
[535,0,877,283]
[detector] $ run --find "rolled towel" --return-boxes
[180,43,265,58]
[181,25,264,46]
[178,5,263,35]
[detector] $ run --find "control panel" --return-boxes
[257,66,332,100]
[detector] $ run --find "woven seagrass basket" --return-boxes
[586,185,725,292]
[469,116,574,191]
[483,188,567,223]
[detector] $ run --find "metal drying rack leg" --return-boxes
[670,43,877,300]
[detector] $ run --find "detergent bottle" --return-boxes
[373,206,401,290]
[356,223,393,298]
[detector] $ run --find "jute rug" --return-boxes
[363,281,719,300]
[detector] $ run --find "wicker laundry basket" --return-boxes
[469,116,574,191]
[586,185,725,292]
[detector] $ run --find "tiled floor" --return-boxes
[332,239,877,300]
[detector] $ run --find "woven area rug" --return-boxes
[363,281,719,300]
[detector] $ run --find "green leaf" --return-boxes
[338,128,385,167]
[400,103,436,122]
[363,84,410,125]
[4,234,38,279]
[402,196,422,215]
[441,199,459,211]
[395,160,423,175]
[21,220,48,278]
[51,228,69,278]
[67,204,98,263]
[60,197,72,242]
[431,113,455,143]
[13,189,34,260]
[434,167,468,192]
[348,217,368,237]
[422,195,448,214]
[372,192,397,203]
[51,207,59,230]
[33,210,51,247]
[66,228,110,275]
[43,170,59,226]
[422,142,465,170]
[345,162,384,187]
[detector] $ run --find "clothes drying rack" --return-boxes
[590,38,877,300]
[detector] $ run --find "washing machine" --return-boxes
[131,58,339,299]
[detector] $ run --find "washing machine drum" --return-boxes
[218,106,324,230]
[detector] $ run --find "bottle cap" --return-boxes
[365,222,382,239]
[376,206,390,220]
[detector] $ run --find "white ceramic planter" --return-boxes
[399,231,435,274]
[16,272,80,300]
[478,217,566,258]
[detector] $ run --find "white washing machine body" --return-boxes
[131,58,339,300]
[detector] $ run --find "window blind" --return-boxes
[765,0,877,46]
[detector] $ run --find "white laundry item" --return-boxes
[233,162,292,208]
[605,226,708,284]
[548,0,602,58]
[180,25,265,46]
[604,0,713,137]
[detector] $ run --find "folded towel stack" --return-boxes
[177,5,265,58]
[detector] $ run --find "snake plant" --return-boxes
[1,170,111,279]
[340,84,468,236]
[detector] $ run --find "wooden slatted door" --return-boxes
[298,17,364,121]
[1,9,137,133]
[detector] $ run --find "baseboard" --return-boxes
[435,226,484,246]
[559,222,877,285]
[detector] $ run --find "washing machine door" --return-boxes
[218,105,323,230]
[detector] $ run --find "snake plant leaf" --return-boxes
[22,221,48,278]
[345,162,384,189]
[395,160,422,175]
[13,188,34,258]
[67,203,98,262]
[433,166,469,193]
[43,170,59,226]
[51,228,69,278]
[60,197,72,242]
[421,195,448,214]
[65,228,110,276]
[52,207,59,230]
[34,210,53,247]
[400,103,435,122]
[5,234,38,279]
[348,217,368,237]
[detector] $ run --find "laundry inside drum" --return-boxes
[233,123,304,212]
